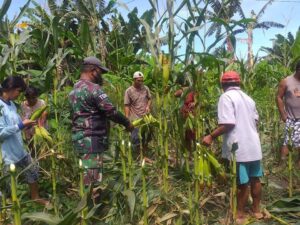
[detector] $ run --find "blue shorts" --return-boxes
[237,160,263,185]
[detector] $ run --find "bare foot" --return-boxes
[252,212,264,219]
[250,209,266,220]
[236,217,247,225]
[33,198,50,206]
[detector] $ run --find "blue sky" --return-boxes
[2,0,300,58]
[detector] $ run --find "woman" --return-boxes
[0,76,47,205]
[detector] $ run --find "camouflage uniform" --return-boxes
[69,79,130,185]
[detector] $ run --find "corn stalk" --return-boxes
[141,159,148,225]
[79,159,87,225]
[120,139,128,190]
[50,149,58,215]
[127,141,133,190]
[287,128,293,197]
[231,142,239,222]
[0,147,7,222]
[10,164,21,225]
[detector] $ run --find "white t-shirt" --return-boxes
[218,87,262,162]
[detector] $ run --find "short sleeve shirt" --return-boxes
[124,85,151,121]
[21,99,46,120]
[218,87,262,162]
[21,99,46,140]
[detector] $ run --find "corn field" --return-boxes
[1,0,300,225]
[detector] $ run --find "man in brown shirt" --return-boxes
[124,71,152,152]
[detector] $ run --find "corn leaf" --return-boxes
[0,0,12,21]
[21,212,61,225]
[122,189,136,220]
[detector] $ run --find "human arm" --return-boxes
[0,115,36,140]
[174,89,183,97]
[276,79,287,122]
[202,124,235,146]
[38,111,47,127]
[145,86,152,114]
[95,89,133,131]
[124,105,130,118]
[124,88,131,118]
[145,99,151,114]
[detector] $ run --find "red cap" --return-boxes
[221,71,240,83]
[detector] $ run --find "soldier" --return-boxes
[69,56,133,194]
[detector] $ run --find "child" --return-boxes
[21,86,47,142]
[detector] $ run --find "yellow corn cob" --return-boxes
[30,105,48,120]
[34,126,53,145]
[39,126,53,145]
[132,118,143,127]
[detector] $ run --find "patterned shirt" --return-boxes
[124,85,151,121]
[69,79,130,153]
[21,99,46,140]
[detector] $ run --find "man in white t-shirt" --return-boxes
[202,71,263,223]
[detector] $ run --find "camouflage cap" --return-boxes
[83,56,109,73]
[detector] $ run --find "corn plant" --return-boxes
[10,164,21,225]
[141,159,148,225]
[120,139,128,190]
[50,149,58,215]
[79,159,87,225]
[127,141,134,190]
[287,128,293,197]
[231,142,239,222]
[0,147,7,223]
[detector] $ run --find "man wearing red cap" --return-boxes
[202,71,263,223]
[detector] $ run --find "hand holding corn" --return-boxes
[202,134,213,146]
[22,119,37,127]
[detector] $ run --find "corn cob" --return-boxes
[30,105,48,120]
[162,54,170,87]
[206,151,226,179]
[34,126,53,145]
[132,114,159,128]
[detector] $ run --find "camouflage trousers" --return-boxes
[79,153,103,186]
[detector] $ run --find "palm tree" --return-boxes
[207,0,244,54]
[234,0,284,67]
[261,27,300,68]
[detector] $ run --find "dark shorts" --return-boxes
[283,118,300,148]
[5,154,39,184]
[237,160,263,185]
[78,153,103,186]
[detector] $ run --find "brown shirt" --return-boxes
[284,74,300,119]
[124,85,151,121]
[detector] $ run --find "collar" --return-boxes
[0,98,11,105]
[225,86,241,92]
